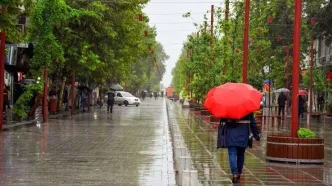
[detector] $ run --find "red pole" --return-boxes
[225,0,229,20]
[210,5,214,67]
[0,5,7,131]
[71,74,75,116]
[0,32,5,130]
[210,5,214,46]
[43,68,48,123]
[242,0,250,83]
[291,0,302,137]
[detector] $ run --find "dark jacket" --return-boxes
[278,93,287,106]
[221,113,260,148]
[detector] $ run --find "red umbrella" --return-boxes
[203,83,262,119]
[299,90,307,95]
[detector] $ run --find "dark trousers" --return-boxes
[107,105,113,113]
[107,99,114,113]
[228,146,246,174]
[278,105,285,116]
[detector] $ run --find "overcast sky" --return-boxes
[143,0,221,88]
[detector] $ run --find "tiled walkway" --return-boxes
[167,100,332,186]
[0,99,175,186]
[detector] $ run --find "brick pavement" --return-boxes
[167,100,332,186]
[0,99,176,186]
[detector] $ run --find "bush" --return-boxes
[297,128,316,139]
[13,82,43,119]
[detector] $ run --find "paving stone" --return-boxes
[167,100,332,186]
[0,99,175,186]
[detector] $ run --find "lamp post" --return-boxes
[291,0,302,137]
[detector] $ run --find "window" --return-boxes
[117,93,122,97]
[122,92,134,97]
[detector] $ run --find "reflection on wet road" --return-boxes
[167,100,332,186]
[0,99,175,186]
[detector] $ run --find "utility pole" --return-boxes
[210,5,214,49]
[242,0,250,83]
[224,0,230,76]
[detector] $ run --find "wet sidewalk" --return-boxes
[0,99,176,186]
[167,100,332,186]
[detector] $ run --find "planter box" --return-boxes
[266,135,324,164]
[327,104,332,114]
[194,107,204,111]
[200,110,210,116]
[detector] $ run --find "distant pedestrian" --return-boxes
[154,92,158,100]
[317,95,325,112]
[5,85,10,109]
[3,85,8,113]
[218,113,260,183]
[298,95,305,119]
[81,90,87,112]
[63,86,69,111]
[277,92,287,117]
[141,90,146,100]
[107,91,115,113]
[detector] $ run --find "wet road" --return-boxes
[167,100,332,186]
[0,99,175,186]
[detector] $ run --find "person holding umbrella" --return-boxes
[220,114,260,183]
[204,83,261,183]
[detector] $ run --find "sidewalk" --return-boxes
[167,100,332,186]
[0,99,176,186]
[2,106,72,130]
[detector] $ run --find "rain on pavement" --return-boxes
[0,99,175,186]
[167,100,332,186]
[1,98,332,186]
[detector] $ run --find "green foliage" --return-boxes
[297,128,317,139]
[313,1,332,45]
[13,82,43,119]
[0,0,34,42]
[172,0,326,102]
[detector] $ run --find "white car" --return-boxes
[115,91,141,107]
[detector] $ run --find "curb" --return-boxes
[166,99,199,186]
[2,111,77,131]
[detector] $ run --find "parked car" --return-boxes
[115,91,141,107]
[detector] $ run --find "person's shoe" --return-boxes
[232,174,239,183]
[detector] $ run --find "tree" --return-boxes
[172,0,325,102]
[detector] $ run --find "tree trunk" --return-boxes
[57,77,66,111]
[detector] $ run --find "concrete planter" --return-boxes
[266,135,324,164]
[327,104,332,114]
